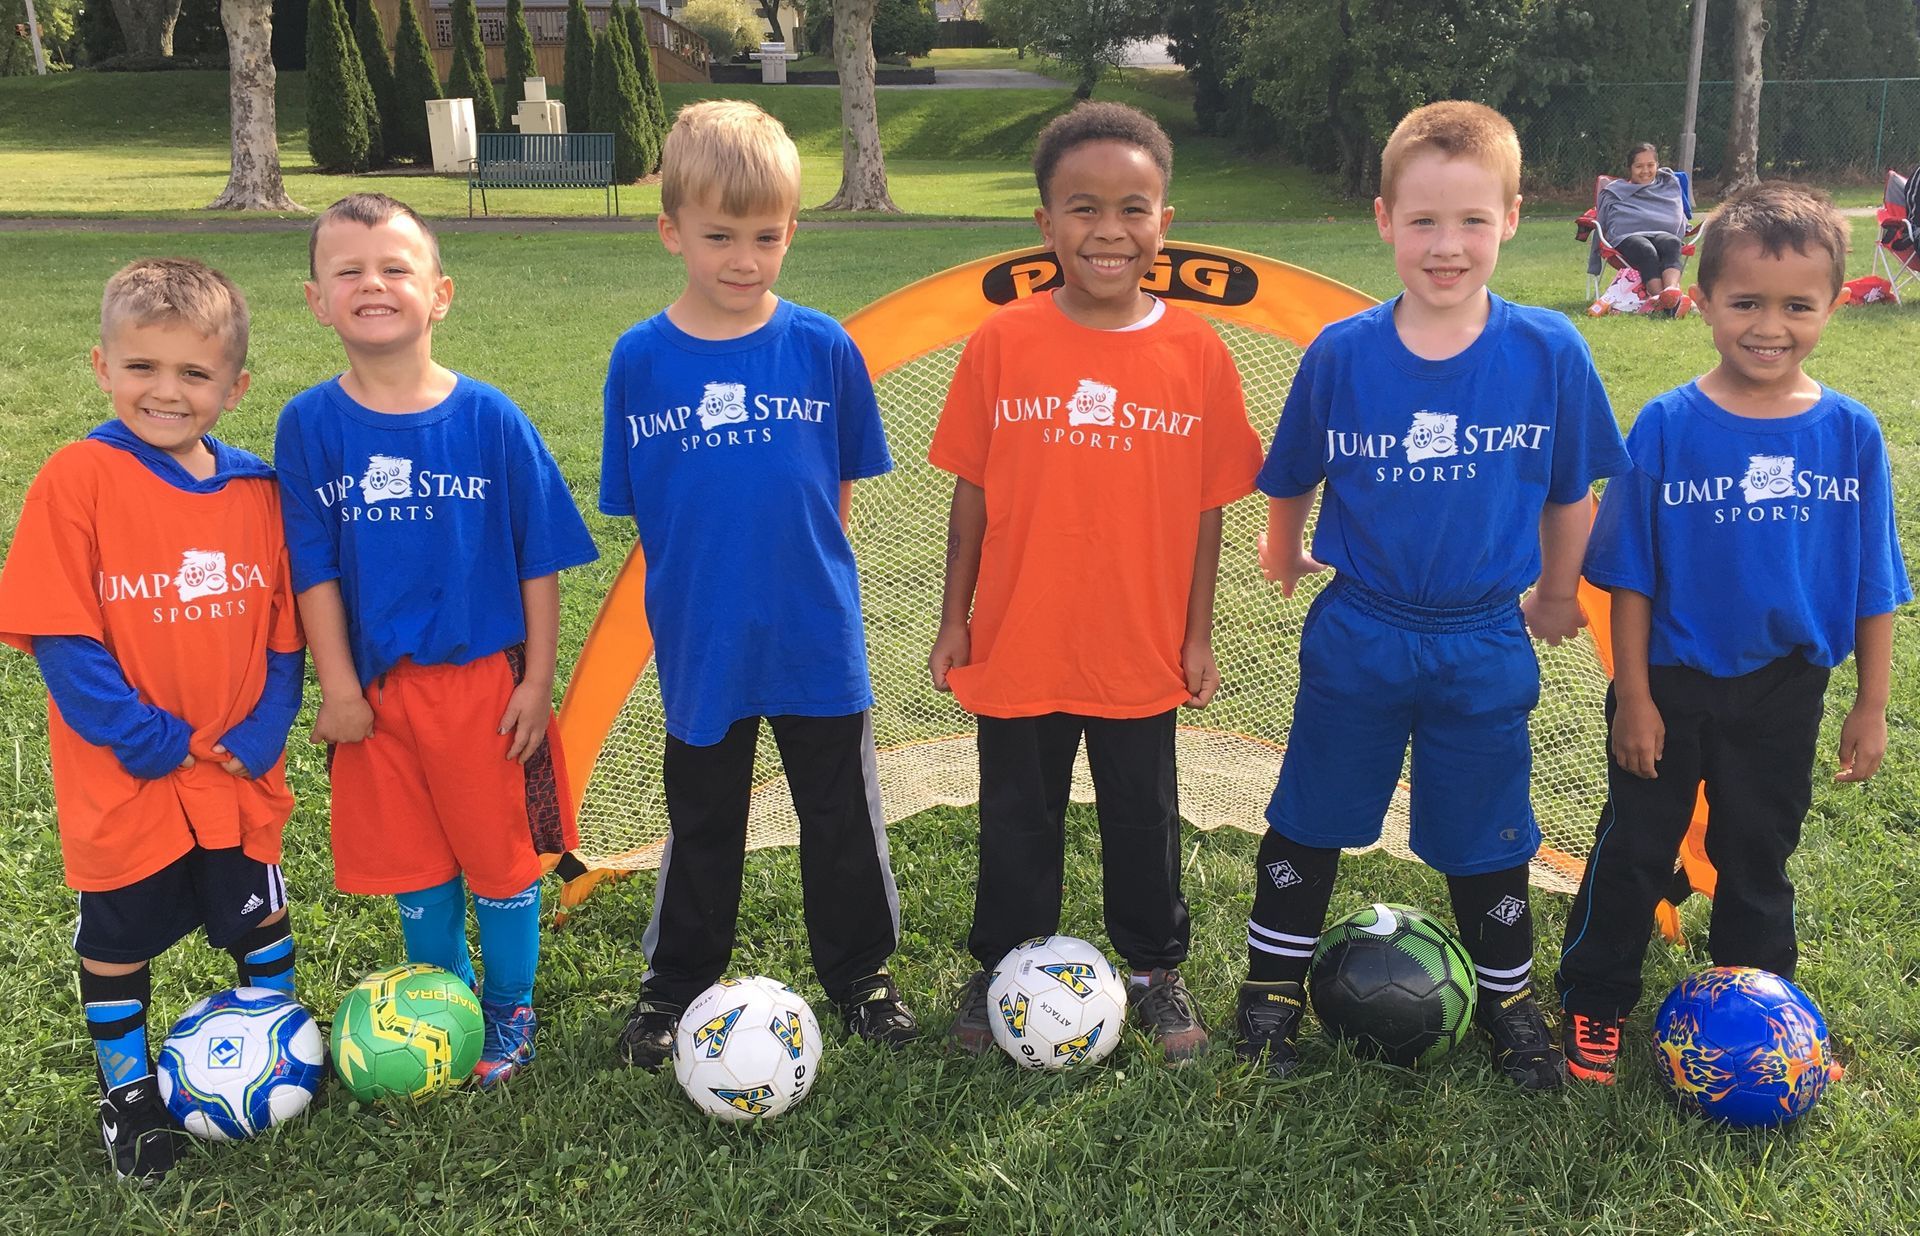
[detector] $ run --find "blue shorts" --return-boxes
[1266,575,1541,875]
[74,846,286,965]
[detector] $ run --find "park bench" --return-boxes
[469,132,619,218]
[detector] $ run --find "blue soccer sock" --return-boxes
[79,964,152,1093]
[472,879,541,1010]
[229,917,296,996]
[394,877,477,992]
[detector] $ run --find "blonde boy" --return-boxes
[1238,102,1629,1087]
[0,259,304,1178]
[276,194,598,1086]
[600,101,916,1070]
[1558,184,1908,1082]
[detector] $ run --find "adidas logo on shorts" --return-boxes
[240,893,264,915]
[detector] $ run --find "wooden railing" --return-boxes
[428,3,710,81]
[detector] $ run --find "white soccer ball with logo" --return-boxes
[155,987,326,1140]
[987,935,1129,1070]
[673,976,822,1122]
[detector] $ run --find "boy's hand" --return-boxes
[310,694,375,746]
[1611,693,1665,779]
[1522,589,1587,645]
[929,622,970,692]
[498,680,552,764]
[1256,532,1324,597]
[210,743,252,778]
[1181,639,1220,709]
[1835,704,1888,783]
[176,752,196,772]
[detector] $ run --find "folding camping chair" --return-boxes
[1574,171,1700,300]
[1873,167,1919,303]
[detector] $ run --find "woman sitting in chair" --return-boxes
[1600,142,1690,308]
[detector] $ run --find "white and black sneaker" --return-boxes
[100,1078,181,1181]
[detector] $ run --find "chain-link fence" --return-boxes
[1520,77,1920,188]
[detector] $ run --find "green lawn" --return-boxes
[920,47,1054,73]
[0,220,1915,1232]
[0,70,1352,222]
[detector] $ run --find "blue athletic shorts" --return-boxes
[1266,575,1541,875]
[74,846,287,964]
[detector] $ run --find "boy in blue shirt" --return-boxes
[1238,102,1631,1088]
[276,194,599,1087]
[601,101,917,1069]
[1557,183,1909,1083]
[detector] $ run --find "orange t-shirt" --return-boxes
[928,293,1262,718]
[0,441,303,891]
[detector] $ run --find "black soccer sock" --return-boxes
[80,964,153,1094]
[229,917,296,996]
[1246,831,1340,984]
[1446,863,1537,1015]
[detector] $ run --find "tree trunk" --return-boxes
[756,0,786,48]
[1722,0,1765,192]
[207,0,302,211]
[820,0,900,212]
[110,0,185,57]
[22,0,50,74]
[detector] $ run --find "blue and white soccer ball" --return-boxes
[673,976,822,1122]
[156,987,326,1140]
[987,935,1129,1070]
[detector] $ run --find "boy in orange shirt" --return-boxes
[0,260,305,1180]
[929,102,1263,1061]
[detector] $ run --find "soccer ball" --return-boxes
[1651,966,1837,1128]
[156,987,325,1140]
[674,976,822,1122]
[330,964,485,1102]
[986,935,1129,1070]
[1307,903,1477,1068]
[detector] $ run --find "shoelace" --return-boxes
[1136,976,1198,1029]
[956,973,991,1019]
[1487,1003,1552,1050]
[1573,1016,1621,1054]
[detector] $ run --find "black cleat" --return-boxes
[615,995,683,1072]
[947,969,994,1057]
[1233,980,1306,1077]
[100,1077,181,1182]
[835,971,920,1048]
[1481,990,1567,1091]
[1128,968,1210,1063]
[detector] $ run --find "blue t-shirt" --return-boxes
[598,300,892,746]
[1259,294,1631,608]
[276,374,598,684]
[1584,381,1911,677]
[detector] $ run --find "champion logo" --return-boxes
[240,893,264,915]
[1488,895,1527,926]
[1265,860,1302,890]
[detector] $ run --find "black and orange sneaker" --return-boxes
[1232,980,1306,1077]
[835,971,920,1049]
[1481,990,1566,1090]
[1564,1011,1624,1085]
[1128,968,1210,1063]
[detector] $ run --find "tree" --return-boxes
[503,0,537,124]
[340,0,384,165]
[353,0,398,149]
[754,0,786,47]
[1026,0,1160,98]
[448,0,500,132]
[108,0,182,57]
[872,0,935,58]
[390,0,442,163]
[592,1,651,181]
[821,0,898,211]
[680,0,761,59]
[208,0,299,209]
[1724,0,1765,190]
[306,0,369,171]
[623,0,669,159]
[564,0,595,130]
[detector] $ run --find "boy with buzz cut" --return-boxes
[1557,183,1909,1083]
[603,100,919,1070]
[1238,101,1630,1088]
[276,193,598,1087]
[0,259,305,1180]
[930,101,1264,1063]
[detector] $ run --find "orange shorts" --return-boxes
[328,649,577,899]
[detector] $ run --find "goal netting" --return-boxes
[558,245,1615,897]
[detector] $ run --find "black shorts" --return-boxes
[73,847,287,965]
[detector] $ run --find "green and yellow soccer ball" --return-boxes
[331,964,484,1101]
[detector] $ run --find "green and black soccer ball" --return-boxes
[331,964,484,1102]
[1308,903,1477,1067]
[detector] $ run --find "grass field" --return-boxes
[0,219,1916,1234]
[0,70,1351,222]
